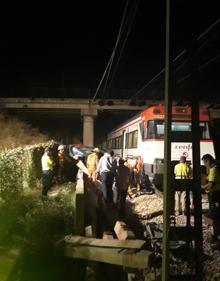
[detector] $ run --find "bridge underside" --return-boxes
[1,98,220,146]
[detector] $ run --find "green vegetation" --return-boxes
[0,140,77,281]
[0,184,76,281]
[0,141,58,195]
[0,149,23,199]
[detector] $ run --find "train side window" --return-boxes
[108,139,112,149]
[125,133,129,148]
[112,138,114,149]
[139,122,144,140]
[132,130,138,148]
[116,137,120,149]
[118,136,122,148]
[147,121,156,138]
[128,133,133,148]
[157,123,164,138]
[125,131,138,148]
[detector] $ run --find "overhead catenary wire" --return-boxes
[197,18,220,41]
[101,0,131,100]
[172,28,220,75]
[198,51,220,71]
[106,0,140,95]
[177,51,220,84]
[91,1,129,103]
[91,52,115,103]
[129,17,220,101]
[129,68,165,100]
[93,0,139,102]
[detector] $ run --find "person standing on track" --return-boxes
[202,154,220,250]
[174,156,189,215]
[96,150,116,204]
[87,147,100,181]
[133,156,144,195]
[115,158,131,217]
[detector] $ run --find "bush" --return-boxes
[0,184,75,251]
[0,141,59,196]
[0,183,76,281]
[0,149,23,199]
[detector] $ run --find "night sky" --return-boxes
[1,1,220,100]
[0,1,220,143]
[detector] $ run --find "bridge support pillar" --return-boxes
[81,108,97,146]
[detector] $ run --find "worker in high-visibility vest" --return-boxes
[86,148,100,181]
[124,159,133,197]
[202,154,220,250]
[41,146,55,197]
[174,156,189,215]
[57,144,66,183]
[133,156,144,195]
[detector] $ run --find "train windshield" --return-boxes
[146,120,210,139]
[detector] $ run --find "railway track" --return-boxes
[126,189,220,281]
[153,185,212,225]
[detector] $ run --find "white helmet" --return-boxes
[58,145,65,151]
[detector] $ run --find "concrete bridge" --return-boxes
[1,98,220,147]
[0,98,148,146]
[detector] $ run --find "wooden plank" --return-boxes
[63,244,151,269]
[76,160,89,176]
[64,235,146,250]
[114,221,135,240]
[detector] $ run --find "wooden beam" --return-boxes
[63,235,146,250]
[62,242,151,269]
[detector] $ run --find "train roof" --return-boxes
[108,104,210,136]
[108,110,144,135]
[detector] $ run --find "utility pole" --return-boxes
[162,0,172,280]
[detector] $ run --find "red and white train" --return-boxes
[107,104,215,187]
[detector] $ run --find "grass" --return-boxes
[0,183,76,281]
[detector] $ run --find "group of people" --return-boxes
[41,145,220,250]
[174,154,220,251]
[40,145,147,216]
[41,145,75,197]
[86,148,147,217]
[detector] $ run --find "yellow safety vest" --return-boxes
[174,163,189,179]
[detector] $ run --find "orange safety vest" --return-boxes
[87,153,98,170]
